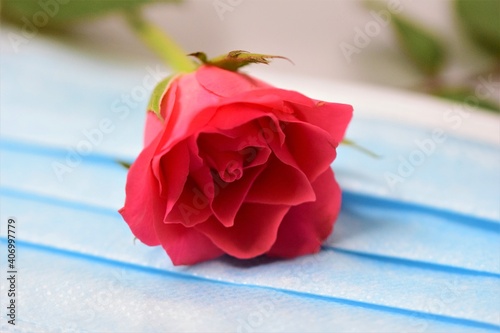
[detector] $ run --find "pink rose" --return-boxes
[119,65,352,265]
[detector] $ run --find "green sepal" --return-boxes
[188,52,209,64]
[391,15,445,76]
[205,50,292,72]
[341,139,381,158]
[147,74,180,121]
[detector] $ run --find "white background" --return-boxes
[66,0,494,89]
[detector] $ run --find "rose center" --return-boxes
[220,160,243,183]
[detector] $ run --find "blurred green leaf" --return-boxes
[341,139,381,158]
[455,0,500,58]
[117,160,132,169]
[433,88,500,113]
[392,15,445,76]
[1,0,179,28]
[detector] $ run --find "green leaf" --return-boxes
[208,50,292,72]
[341,139,381,158]
[455,0,500,58]
[433,88,500,113]
[391,15,446,76]
[147,74,179,120]
[117,160,132,169]
[1,0,179,27]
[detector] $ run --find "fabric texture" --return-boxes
[0,32,499,332]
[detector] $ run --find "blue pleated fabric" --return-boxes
[1,31,499,332]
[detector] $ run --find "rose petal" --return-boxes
[198,122,263,152]
[255,116,286,147]
[185,140,216,199]
[152,140,190,204]
[216,88,313,122]
[211,165,265,227]
[268,168,341,258]
[209,104,281,132]
[213,152,245,182]
[281,121,337,181]
[213,88,352,144]
[245,155,316,205]
[198,120,276,169]
[292,101,353,144]
[119,137,164,246]
[156,72,221,153]
[144,80,178,147]
[158,78,178,126]
[196,65,272,98]
[154,220,224,266]
[196,203,290,258]
[144,112,164,148]
[164,176,213,227]
[197,123,273,178]
[241,146,271,169]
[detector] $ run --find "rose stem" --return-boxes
[124,9,196,73]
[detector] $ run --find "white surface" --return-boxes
[249,67,500,145]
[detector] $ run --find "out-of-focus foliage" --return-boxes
[364,0,500,113]
[455,0,500,58]
[1,0,179,28]
[433,88,500,112]
[391,14,445,76]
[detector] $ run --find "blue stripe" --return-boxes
[0,136,134,165]
[277,288,500,331]
[1,186,499,278]
[2,135,499,229]
[323,246,500,278]
[0,186,120,218]
[1,237,499,331]
[342,191,500,232]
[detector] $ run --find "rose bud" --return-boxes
[119,64,352,265]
